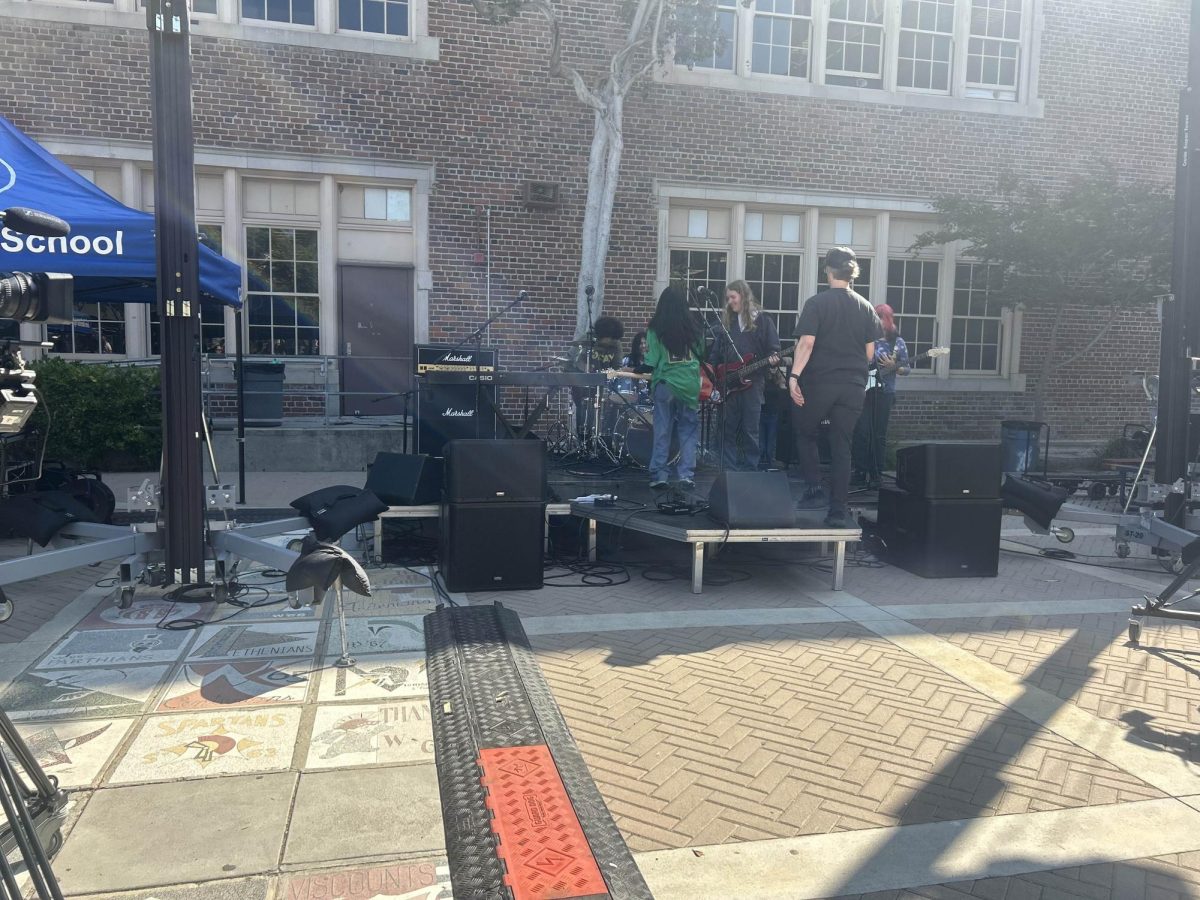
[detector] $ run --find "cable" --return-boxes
[1000,538,1186,574]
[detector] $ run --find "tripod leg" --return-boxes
[0,740,63,900]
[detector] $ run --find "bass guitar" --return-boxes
[866,346,949,390]
[701,354,792,404]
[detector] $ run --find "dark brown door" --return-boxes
[338,264,414,417]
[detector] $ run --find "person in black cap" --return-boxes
[788,247,881,527]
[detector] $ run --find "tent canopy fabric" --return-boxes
[0,116,243,309]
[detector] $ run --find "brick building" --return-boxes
[0,0,1184,449]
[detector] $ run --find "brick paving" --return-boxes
[531,621,1164,853]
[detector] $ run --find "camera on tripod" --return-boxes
[0,206,75,436]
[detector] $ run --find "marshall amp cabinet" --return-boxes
[415,345,499,457]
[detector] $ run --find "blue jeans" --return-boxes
[651,381,699,482]
[721,388,762,471]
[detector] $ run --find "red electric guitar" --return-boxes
[701,354,791,404]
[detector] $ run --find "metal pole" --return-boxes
[147,0,206,584]
[236,309,245,505]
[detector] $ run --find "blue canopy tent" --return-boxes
[0,115,242,308]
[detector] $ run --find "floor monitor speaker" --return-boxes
[895,442,1001,500]
[364,452,443,506]
[707,471,796,528]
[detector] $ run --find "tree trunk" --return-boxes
[574,92,624,338]
[1032,300,1065,423]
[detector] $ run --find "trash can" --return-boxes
[1001,420,1046,474]
[238,361,285,427]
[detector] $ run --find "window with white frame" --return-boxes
[670,249,729,306]
[745,252,803,335]
[951,262,1003,372]
[674,0,1034,108]
[149,225,229,357]
[751,0,813,78]
[819,256,873,301]
[48,303,127,355]
[339,0,409,36]
[241,0,315,25]
[826,0,885,88]
[886,258,940,368]
[245,226,321,356]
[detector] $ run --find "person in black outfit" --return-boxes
[789,247,881,527]
[712,280,780,470]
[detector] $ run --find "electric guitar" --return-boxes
[866,346,949,390]
[701,354,792,404]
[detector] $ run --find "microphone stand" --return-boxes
[444,291,527,441]
[698,287,740,473]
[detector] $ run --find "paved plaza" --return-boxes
[3,511,1200,898]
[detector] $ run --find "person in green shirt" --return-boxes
[644,286,704,490]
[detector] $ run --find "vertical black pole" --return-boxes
[236,308,246,505]
[148,0,206,584]
[1158,0,1200,484]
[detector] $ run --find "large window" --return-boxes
[745,253,803,335]
[675,0,1033,108]
[886,258,939,369]
[48,303,126,355]
[670,249,728,304]
[241,0,315,25]
[951,262,1003,372]
[339,0,408,35]
[751,0,813,78]
[826,0,884,88]
[246,226,321,356]
[819,256,872,301]
[149,225,228,357]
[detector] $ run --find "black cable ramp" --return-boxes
[424,602,654,900]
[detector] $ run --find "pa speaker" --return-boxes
[440,502,545,592]
[875,486,1000,578]
[365,452,443,505]
[896,442,1001,500]
[707,471,796,528]
[445,439,546,504]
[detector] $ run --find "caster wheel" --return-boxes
[118,587,135,610]
[45,828,63,856]
[1116,542,1131,559]
[1108,484,1120,496]
[1054,527,1075,544]
[211,582,229,604]
[1088,482,1108,501]
[0,588,12,624]
[287,593,302,610]
[1128,619,1142,645]
[1159,554,1185,574]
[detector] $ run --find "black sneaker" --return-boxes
[650,479,669,491]
[796,487,830,510]
[679,480,696,492]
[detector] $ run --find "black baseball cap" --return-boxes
[824,246,856,269]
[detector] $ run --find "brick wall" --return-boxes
[0,0,1187,443]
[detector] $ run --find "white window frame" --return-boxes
[666,0,1041,118]
[824,0,886,88]
[0,0,438,60]
[656,185,1026,393]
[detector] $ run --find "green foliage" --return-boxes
[911,170,1174,309]
[33,359,161,471]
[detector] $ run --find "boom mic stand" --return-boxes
[444,291,527,440]
[697,287,741,472]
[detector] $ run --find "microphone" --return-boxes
[1,207,70,238]
[585,285,595,298]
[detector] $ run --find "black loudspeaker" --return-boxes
[365,452,443,505]
[416,384,497,457]
[445,439,546,504]
[708,471,797,528]
[876,486,1001,578]
[896,442,1001,500]
[1000,475,1069,532]
[440,502,545,592]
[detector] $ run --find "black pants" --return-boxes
[791,380,865,514]
[721,386,763,470]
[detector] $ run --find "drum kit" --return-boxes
[541,339,659,468]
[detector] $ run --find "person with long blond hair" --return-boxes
[712,279,780,470]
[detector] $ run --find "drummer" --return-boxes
[571,316,625,434]
[614,330,651,405]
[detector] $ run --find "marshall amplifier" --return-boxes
[414,344,498,375]
[416,384,497,457]
[414,344,500,457]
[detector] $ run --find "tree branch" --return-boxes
[1056,302,1122,370]
[526,0,606,111]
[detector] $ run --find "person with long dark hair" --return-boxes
[645,287,704,490]
[851,303,909,488]
[788,247,881,527]
[714,279,780,470]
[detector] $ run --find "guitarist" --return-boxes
[852,303,910,489]
[713,280,781,470]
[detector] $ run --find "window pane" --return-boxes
[897,0,954,93]
[752,0,811,78]
[950,262,1003,372]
